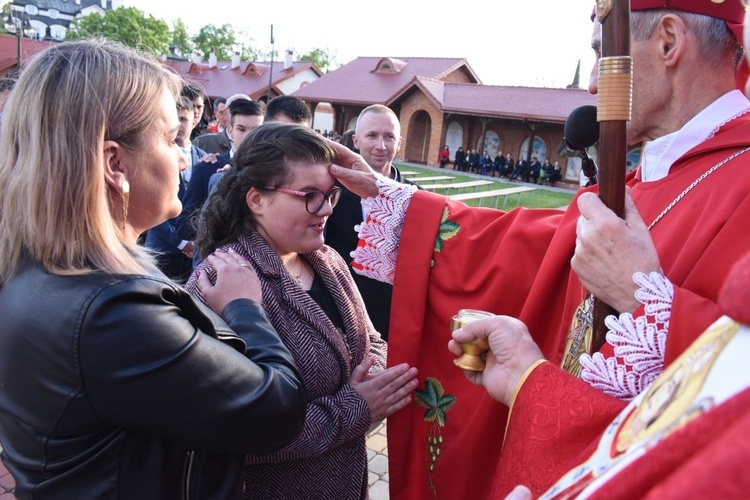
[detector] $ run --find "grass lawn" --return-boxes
[395,164,574,209]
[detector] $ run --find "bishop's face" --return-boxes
[588,18,670,146]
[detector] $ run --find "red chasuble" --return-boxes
[497,317,750,499]
[386,114,750,500]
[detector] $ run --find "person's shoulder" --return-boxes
[193,159,221,177]
[193,132,219,146]
[192,144,207,158]
[92,272,180,299]
[217,151,232,165]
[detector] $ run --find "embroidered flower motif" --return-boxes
[580,272,672,401]
[434,207,460,253]
[414,377,456,496]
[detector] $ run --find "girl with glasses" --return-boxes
[185,123,418,500]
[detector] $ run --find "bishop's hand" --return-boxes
[327,139,380,198]
[572,189,661,313]
[448,316,543,407]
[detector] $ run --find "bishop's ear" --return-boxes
[656,14,687,66]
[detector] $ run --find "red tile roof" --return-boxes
[439,82,596,122]
[0,34,53,72]
[293,56,478,105]
[294,55,595,123]
[164,59,323,99]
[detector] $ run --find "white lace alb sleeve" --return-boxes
[350,172,418,285]
[579,271,674,402]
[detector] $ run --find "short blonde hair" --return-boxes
[354,104,399,134]
[0,39,180,282]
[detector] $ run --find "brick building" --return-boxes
[293,56,611,182]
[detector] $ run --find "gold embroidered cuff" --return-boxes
[504,359,548,446]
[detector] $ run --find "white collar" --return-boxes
[640,90,750,182]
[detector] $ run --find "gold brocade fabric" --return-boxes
[561,293,595,377]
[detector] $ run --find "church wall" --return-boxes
[399,91,444,166]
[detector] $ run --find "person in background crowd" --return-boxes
[480,151,493,175]
[438,145,450,168]
[194,94,251,156]
[466,148,480,173]
[180,81,209,140]
[265,95,313,126]
[207,96,228,133]
[491,150,506,178]
[339,129,359,153]
[527,156,541,183]
[503,153,514,178]
[510,155,528,180]
[454,146,466,171]
[175,98,264,247]
[0,40,305,499]
[539,159,562,185]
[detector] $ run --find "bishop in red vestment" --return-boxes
[329,2,750,499]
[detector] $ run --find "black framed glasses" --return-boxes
[264,185,342,214]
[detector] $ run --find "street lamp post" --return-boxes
[3,7,34,73]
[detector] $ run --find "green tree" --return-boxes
[192,24,237,61]
[170,18,193,58]
[65,7,170,57]
[299,47,337,73]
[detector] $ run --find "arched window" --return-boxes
[480,130,501,158]
[520,136,547,162]
[445,121,463,158]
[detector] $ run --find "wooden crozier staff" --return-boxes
[591,0,632,352]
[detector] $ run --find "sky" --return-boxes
[124,0,597,89]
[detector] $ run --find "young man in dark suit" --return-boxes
[175,98,264,251]
[325,104,414,341]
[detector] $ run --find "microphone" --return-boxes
[565,105,599,150]
[557,105,600,185]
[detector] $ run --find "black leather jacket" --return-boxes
[0,261,306,499]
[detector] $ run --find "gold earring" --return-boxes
[121,180,130,230]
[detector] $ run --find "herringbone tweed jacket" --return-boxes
[187,228,386,500]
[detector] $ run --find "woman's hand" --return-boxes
[197,248,263,313]
[349,357,418,422]
[448,316,543,406]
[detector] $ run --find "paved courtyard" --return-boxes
[0,424,390,499]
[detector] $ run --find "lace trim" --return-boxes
[705,106,750,140]
[351,173,418,284]
[579,272,673,401]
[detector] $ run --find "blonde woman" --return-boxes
[0,40,305,498]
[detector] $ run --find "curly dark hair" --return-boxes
[196,122,335,257]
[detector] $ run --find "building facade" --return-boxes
[6,0,122,41]
[293,56,608,182]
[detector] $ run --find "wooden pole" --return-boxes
[592,0,632,352]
